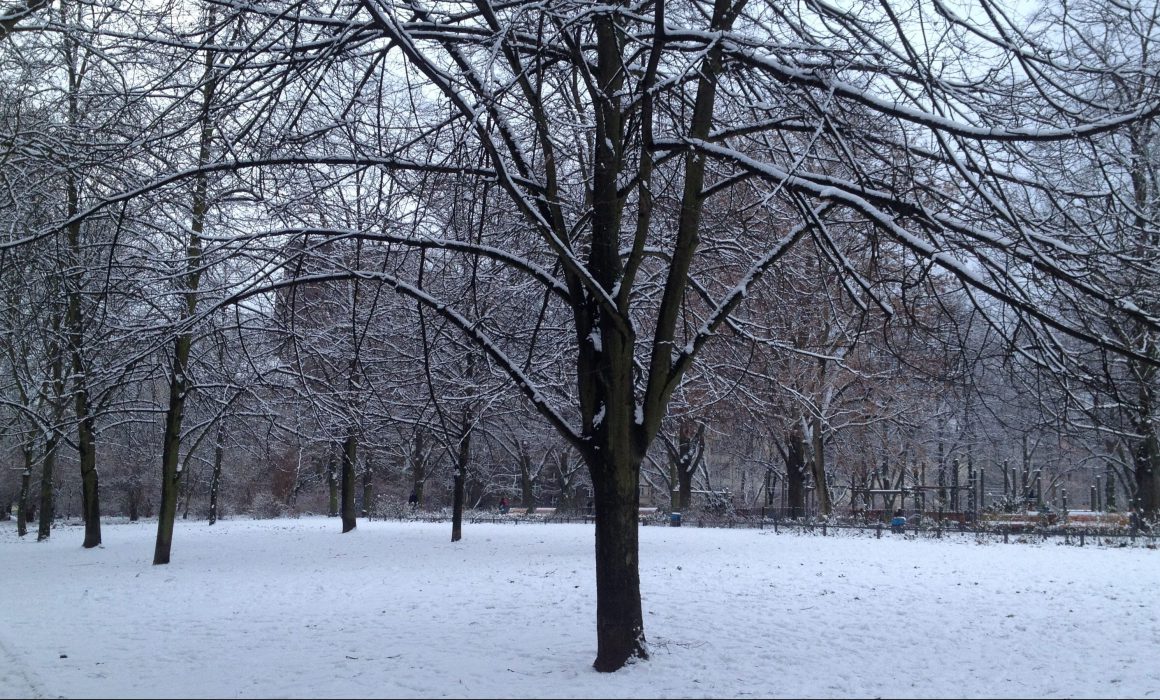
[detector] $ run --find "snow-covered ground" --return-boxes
[1,516,1156,699]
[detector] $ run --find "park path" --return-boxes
[0,633,53,699]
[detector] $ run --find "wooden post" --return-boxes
[876,521,881,539]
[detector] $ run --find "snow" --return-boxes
[1,517,1157,699]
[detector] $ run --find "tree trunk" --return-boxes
[127,479,140,522]
[208,419,225,525]
[361,464,372,518]
[17,465,31,537]
[1135,433,1159,520]
[327,453,339,517]
[411,430,425,509]
[61,11,101,550]
[811,415,831,517]
[154,339,189,565]
[519,442,535,514]
[37,434,58,542]
[152,20,216,564]
[451,412,470,542]
[676,421,702,512]
[340,431,357,533]
[785,426,806,518]
[1106,461,1119,511]
[586,449,647,672]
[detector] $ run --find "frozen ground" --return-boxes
[1,516,1157,699]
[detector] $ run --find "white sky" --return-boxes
[2,516,1157,698]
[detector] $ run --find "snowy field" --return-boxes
[1,517,1157,699]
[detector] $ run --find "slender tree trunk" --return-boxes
[519,442,535,514]
[327,452,339,517]
[340,431,357,533]
[1106,461,1119,511]
[451,412,470,542]
[154,19,216,564]
[411,431,425,509]
[37,315,65,542]
[154,340,189,565]
[208,419,225,525]
[17,465,31,537]
[37,434,58,542]
[16,442,33,537]
[361,463,372,518]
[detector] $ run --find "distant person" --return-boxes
[408,490,418,509]
[499,497,509,514]
[890,509,907,534]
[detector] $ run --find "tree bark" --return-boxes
[327,453,339,517]
[208,419,225,525]
[154,339,189,565]
[519,441,535,514]
[586,447,647,672]
[153,16,216,564]
[785,426,806,518]
[361,463,373,518]
[16,446,32,537]
[64,30,101,548]
[340,431,357,533]
[1135,432,1159,520]
[811,415,831,517]
[451,411,470,542]
[36,433,58,542]
[411,430,425,509]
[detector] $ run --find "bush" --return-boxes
[248,493,290,519]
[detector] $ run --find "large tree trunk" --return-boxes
[588,449,646,672]
[340,431,357,533]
